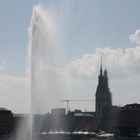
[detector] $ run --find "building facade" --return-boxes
[116,103,140,137]
[95,63,113,131]
[0,108,13,136]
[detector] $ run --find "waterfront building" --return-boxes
[0,108,13,136]
[116,103,140,138]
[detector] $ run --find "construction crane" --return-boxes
[61,99,94,114]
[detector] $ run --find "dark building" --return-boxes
[66,110,96,132]
[116,103,140,138]
[95,62,117,132]
[0,108,13,136]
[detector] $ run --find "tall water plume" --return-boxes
[29,5,64,140]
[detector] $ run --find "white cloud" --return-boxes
[66,47,140,79]
[129,29,140,46]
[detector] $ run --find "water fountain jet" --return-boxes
[30,5,63,140]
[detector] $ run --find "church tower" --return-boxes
[95,59,112,130]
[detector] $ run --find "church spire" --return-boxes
[104,68,108,77]
[100,56,103,76]
[104,68,109,88]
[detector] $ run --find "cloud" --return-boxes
[129,29,140,46]
[66,47,140,79]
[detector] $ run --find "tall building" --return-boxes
[95,61,112,130]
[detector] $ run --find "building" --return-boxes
[41,109,96,132]
[116,103,140,138]
[95,60,120,132]
[95,62,112,131]
[0,108,13,136]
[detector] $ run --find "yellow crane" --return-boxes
[61,99,94,114]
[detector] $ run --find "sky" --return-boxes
[0,0,140,113]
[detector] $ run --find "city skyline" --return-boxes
[0,0,140,113]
